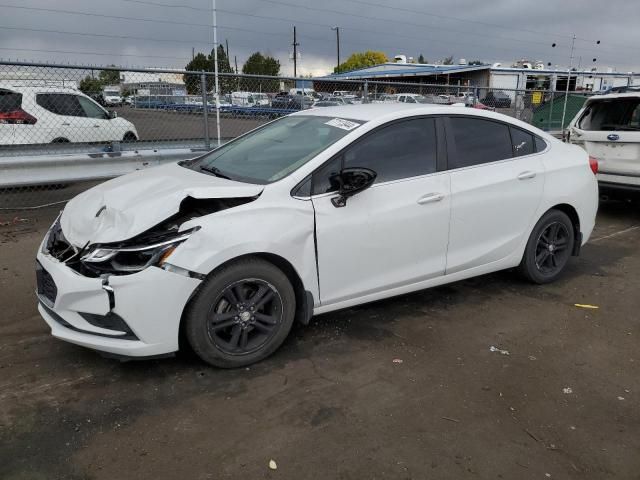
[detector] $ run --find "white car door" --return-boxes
[310,117,451,306]
[444,116,545,274]
[76,95,115,142]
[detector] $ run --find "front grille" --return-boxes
[36,261,57,306]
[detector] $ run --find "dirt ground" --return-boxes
[1,199,639,480]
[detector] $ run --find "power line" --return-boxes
[116,0,211,11]
[0,47,189,60]
[216,8,616,66]
[0,3,211,28]
[251,0,557,49]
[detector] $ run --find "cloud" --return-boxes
[0,0,637,74]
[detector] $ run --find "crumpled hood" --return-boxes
[61,162,263,246]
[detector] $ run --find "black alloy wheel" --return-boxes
[185,258,296,368]
[519,209,575,284]
[207,278,283,355]
[534,222,571,275]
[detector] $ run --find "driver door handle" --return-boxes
[417,193,445,205]
[517,171,536,180]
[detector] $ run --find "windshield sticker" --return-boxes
[325,118,360,131]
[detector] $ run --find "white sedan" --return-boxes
[36,104,598,367]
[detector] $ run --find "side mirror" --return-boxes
[330,167,377,208]
[108,110,118,119]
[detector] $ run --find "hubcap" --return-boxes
[207,279,282,356]
[535,221,570,274]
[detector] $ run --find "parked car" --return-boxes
[271,94,310,110]
[313,101,342,107]
[397,94,431,104]
[0,84,138,145]
[230,92,270,107]
[481,91,512,108]
[568,92,640,193]
[36,104,598,367]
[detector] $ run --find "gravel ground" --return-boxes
[1,198,639,480]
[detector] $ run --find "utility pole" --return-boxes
[192,47,195,60]
[560,34,576,138]
[292,26,299,78]
[212,0,221,147]
[225,38,229,58]
[331,26,340,70]
[234,55,238,74]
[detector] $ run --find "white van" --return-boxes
[230,92,270,107]
[568,91,640,193]
[103,86,123,106]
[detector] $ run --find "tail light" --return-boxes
[589,156,599,175]
[0,109,37,125]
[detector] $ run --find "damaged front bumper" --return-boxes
[36,244,201,358]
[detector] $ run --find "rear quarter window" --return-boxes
[0,89,22,112]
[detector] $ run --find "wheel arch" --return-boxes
[178,252,314,352]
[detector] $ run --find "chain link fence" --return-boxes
[0,61,599,214]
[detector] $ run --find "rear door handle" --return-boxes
[517,171,536,180]
[62,122,70,126]
[93,125,101,128]
[417,193,445,205]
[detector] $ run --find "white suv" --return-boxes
[0,84,138,145]
[569,91,640,193]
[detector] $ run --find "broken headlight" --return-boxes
[80,228,198,275]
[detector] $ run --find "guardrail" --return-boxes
[0,146,207,188]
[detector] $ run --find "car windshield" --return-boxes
[182,115,363,184]
[413,95,430,104]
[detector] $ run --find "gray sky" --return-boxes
[0,0,638,75]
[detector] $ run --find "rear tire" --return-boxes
[185,258,296,368]
[518,209,575,284]
[123,131,137,142]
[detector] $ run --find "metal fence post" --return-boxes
[547,91,555,132]
[201,72,210,150]
[363,80,369,104]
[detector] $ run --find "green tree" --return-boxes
[183,46,235,95]
[334,51,388,74]
[241,52,280,91]
[184,53,211,94]
[79,75,104,95]
[417,53,426,64]
[98,66,120,85]
[442,55,454,65]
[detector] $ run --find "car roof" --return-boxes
[586,92,640,102]
[0,83,81,94]
[293,103,554,137]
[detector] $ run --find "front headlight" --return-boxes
[80,228,197,275]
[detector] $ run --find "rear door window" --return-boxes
[448,117,513,168]
[578,98,640,131]
[37,94,86,117]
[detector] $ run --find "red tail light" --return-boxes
[589,156,599,175]
[0,109,37,125]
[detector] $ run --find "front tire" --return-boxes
[518,209,575,284]
[185,258,296,368]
